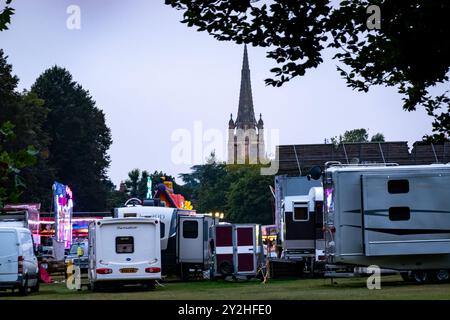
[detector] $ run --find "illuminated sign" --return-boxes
[53,182,74,249]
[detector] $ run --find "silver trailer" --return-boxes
[318,162,450,282]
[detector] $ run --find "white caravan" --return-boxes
[0,227,39,295]
[115,204,217,280]
[88,218,161,290]
[315,162,450,283]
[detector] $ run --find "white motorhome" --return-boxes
[316,162,450,283]
[0,227,40,295]
[114,203,217,280]
[88,218,161,291]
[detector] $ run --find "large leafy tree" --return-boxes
[179,152,229,213]
[31,67,112,211]
[179,153,274,224]
[166,0,450,140]
[0,122,37,207]
[0,49,41,207]
[226,165,273,225]
[125,169,141,198]
[0,0,14,31]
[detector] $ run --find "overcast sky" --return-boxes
[0,0,436,186]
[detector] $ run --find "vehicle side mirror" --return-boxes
[308,166,323,180]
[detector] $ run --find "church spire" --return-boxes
[235,44,256,130]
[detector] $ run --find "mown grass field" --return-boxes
[2,275,450,300]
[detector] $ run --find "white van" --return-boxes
[0,227,39,295]
[88,218,161,291]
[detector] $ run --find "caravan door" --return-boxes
[178,216,204,264]
[235,225,257,274]
[361,173,450,256]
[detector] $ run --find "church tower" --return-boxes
[227,45,265,164]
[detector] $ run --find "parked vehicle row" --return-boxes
[275,162,450,283]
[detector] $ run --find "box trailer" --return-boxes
[317,162,450,282]
[281,187,325,267]
[211,223,264,279]
[88,218,161,290]
[114,204,217,280]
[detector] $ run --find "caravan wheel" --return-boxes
[434,270,449,282]
[411,271,428,284]
[400,272,412,282]
[145,280,156,290]
[90,282,102,292]
[19,276,29,296]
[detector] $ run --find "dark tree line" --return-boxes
[0,50,113,211]
[179,153,274,225]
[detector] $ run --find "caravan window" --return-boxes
[293,206,309,221]
[389,207,410,221]
[183,221,198,239]
[388,180,409,194]
[116,236,134,254]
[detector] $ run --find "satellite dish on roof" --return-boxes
[308,166,323,181]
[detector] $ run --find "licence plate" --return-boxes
[119,268,138,273]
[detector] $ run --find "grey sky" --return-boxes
[0,0,435,186]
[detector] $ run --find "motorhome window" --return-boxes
[293,206,309,221]
[116,236,134,253]
[160,222,165,238]
[183,221,198,239]
[389,207,411,221]
[388,180,409,194]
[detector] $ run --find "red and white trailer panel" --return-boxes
[212,223,263,278]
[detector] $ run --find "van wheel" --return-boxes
[91,282,101,292]
[19,276,29,296]
[434,270,449,282]
[412,271,428,284]
[30,278,40,293]
[145,281,156,290]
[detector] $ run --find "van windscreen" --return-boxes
[116,236,134,254]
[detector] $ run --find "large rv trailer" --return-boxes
[321,163,450,281]
[114,204,216,279]
[88,218,161,291]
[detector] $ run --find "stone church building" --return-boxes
[227,45,265,164]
